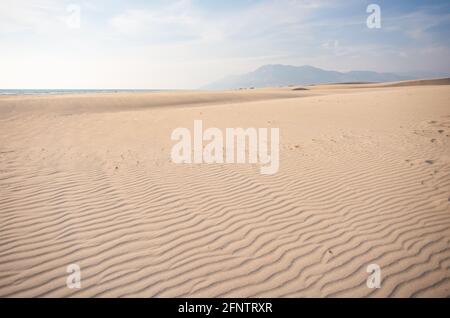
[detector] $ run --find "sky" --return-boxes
[0,0,449,89]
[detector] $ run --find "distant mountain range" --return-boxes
[203,64,449,90]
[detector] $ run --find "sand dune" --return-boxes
[0,89,311,117]
[305,77,450,90]
[0,80,450,297]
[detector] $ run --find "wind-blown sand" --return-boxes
[0,80,450,297]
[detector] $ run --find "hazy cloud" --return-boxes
[0,0,449,88]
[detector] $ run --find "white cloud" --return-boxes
[108,0,204,42]
[0,0,68,33]
[0,0,449,89]
[383,10,450,41]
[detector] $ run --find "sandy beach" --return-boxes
[0,80,450,297]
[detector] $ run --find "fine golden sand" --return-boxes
[0,80,450,297]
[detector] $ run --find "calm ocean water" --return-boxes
[0,89,167,96]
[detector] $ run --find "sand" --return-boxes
[0,80,450,297]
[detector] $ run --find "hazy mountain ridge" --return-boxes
[203,64,446,89]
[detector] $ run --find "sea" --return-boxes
[0,89,167,96]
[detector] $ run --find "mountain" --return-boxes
[203,64,416,90]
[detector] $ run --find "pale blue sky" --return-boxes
[0,0,449,88]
